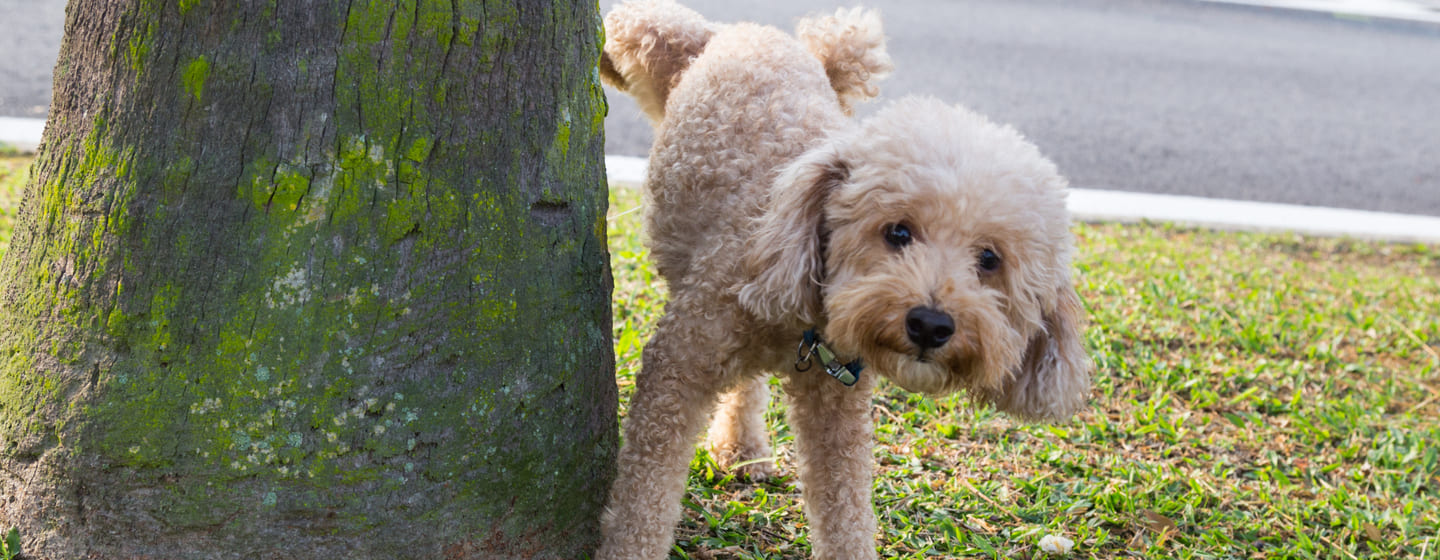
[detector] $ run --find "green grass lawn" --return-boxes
[2,158,1435,558]
[0,158,29,256]
[609,185,1440,559]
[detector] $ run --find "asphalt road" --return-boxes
[602,0,1440,217]
[3,0,1437,215]
[0,0,65,119]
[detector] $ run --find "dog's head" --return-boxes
[739,96,1091,421]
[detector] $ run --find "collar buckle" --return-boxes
[795,329,862,387]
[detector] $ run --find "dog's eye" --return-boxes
[978,248,1001,273]
[883,223,913,249]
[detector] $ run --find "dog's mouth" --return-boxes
[824,294,1014,394]
[872,331,950,367]
[848,333,966,394]
[849,318,1014,396]
[870,333,919,361]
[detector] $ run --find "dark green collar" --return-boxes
[795,329,864,387]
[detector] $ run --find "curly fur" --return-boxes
[797,7,893,115]
[597,3,1092,559]
[599,0,714,122]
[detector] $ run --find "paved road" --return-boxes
[602,0,1440,216]
[3,1,1438,215]
[0,0,65,119]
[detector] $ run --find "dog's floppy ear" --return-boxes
[989,282,1092,421]
[737,146,849,326]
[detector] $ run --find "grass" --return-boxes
[0,160,26,559]
[608,185,1440,559]
[0,157,29,256]
[0,158,1434,558]
[1,527,19,560]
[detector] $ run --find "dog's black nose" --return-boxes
[905,307,954,350]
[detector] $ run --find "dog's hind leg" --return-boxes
[597,321,723,560]
[783,370,880,560]
[705,375,776,480]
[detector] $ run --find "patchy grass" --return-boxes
[607,185,1440,559]
[0,157,30,256]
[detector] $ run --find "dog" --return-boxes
[596,2,1093,558]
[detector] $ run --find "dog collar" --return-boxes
[795,329,864,387]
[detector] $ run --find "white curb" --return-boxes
[605,155,1440,244]
[1199,0,1440,24]
[0,117,45,153]
[1067,188,1440,243]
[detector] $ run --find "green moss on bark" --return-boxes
[182,57,209,102]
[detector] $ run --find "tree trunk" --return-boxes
[0,0,615,558]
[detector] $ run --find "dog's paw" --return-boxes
[706,442,778,481]
[730,457,778,481]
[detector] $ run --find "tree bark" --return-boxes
[0,0,615,558]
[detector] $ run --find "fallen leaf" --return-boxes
[1363,522,1383,542]
[1141,510,1177,534]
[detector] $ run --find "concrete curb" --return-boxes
[1067,188,1440,243]
[605,155,1440,244]
[0,117,44,153]
[1198,0,1440,27]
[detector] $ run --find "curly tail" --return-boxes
[796,7,893,115]
[599,0,715,123]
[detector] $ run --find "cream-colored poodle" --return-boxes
[597,2,1093,558]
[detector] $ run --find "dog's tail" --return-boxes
[600,0,715,123]
[796,7,893,115]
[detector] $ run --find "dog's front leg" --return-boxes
[597,325,721,560]
[783,370,879,560]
